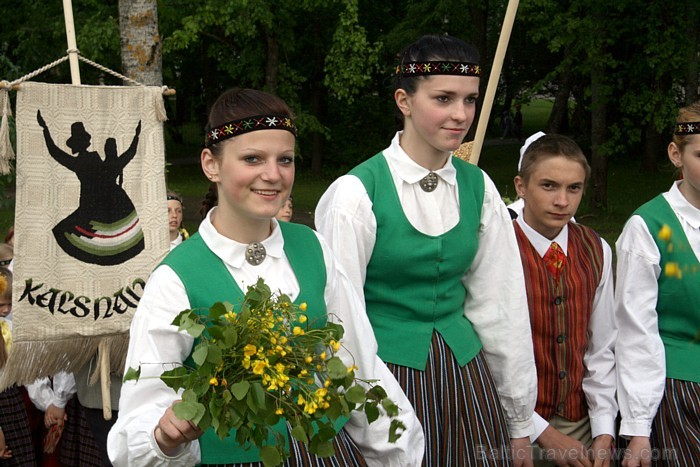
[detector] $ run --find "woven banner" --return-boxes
[0,82,169,389]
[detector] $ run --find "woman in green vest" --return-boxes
[615,101,700,466]
[107,88,424,466]
[315,35,538,466]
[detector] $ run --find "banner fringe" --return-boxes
[0,335,128,391]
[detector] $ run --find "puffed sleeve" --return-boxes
[107,265,201,466]
[315,231,424,466]
[461,172,537,439]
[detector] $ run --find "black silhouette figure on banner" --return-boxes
[37,110,145,266]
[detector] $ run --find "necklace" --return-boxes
[419,172,439,192]
[245,242,266,266]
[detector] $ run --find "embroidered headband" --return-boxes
[205,114,297,147]
[674,122,700,135]
[396,61,481,77]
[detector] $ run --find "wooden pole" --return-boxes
[469,0,519,165]
[62,0,81,85]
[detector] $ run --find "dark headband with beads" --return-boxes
[675,122,700,135]
[396,61,481,77]
[205,114,297,147]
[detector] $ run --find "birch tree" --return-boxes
[118,0,162,86]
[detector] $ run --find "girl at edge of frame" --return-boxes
[512,134,617,466]
[106,88,424,467]
[615,101,700,467]
[315,34,537,466]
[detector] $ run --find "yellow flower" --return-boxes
[324,379,331,388]
[658,225,672,242]
[225,311,237,322]
[275,408,284,415]
[299,302,307,312]
[299,315,308,323]
[665,262,683,279]
[319,351,326,360]
[330,340,341,352]
[293,326,304,336]
[243,344,257,357]
[347,364,358,374]
[252,360,269,375]
[305,356,313,363]
[209,377,219,386]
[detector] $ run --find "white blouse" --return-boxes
[615,181,700,438]
[315,132,537,439]
[107,210,424,466]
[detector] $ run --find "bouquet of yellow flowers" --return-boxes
[124,278,404,466]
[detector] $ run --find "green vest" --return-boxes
[162,222,331,464]
[350,153,484,370]
[636,195,700,383]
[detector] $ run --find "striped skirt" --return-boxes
[0,386,37,466]
[387,332,511,466]
[203,425,367,467]
[649,378,700,466]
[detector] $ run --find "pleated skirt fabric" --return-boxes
[386,332,511,466]
[202,425,367,467]
[649,378,700,466]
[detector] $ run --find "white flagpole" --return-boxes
[63,0,81,85]
[469,0,519,165]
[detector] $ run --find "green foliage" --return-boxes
[124,278,404,466]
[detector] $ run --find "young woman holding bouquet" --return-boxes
[107,88,423,466]
[315,34,537,466]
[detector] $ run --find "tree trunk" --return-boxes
[640,120,663,172]
[589,60,608,212]
[310,88,323,177]
[547,69,571,134]
[118,0,162,86]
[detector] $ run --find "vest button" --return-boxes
[554,296,563,305]
[556,334,565,343]
[559,370,566,379]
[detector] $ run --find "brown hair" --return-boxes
[671,101,700,153]
[205,88,294,158]
[518,134,591,184]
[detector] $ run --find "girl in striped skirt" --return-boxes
[615,101,700,466]
[108,88,423,466]
[316,34,538,466]
[0,267,37,466]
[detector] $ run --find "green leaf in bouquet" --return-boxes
[247,383,266,414]
[232,381,251,400]
[290,423,309,444]
[223,326,238,346]
[324,399,342,421]
[173,399,206,424]
[207,324,224,341]
[222,389,232,404]
[366,385,388,401]
[160,366,189,391]
[259,445,282,467]
[344,385,367,404]
[209,396,223,420]
[177,313,206,338]
[326,356,347,379]
[310,436,335,458]
[197,408,212,432]
[325,321,345,340]
[123,366,141,382]
[381,396,399,417]
[205,345,223,365]
[316,422,338,442]
[170,309,191,327]
[389,419,406,443]
[364,401,380,424]
[192,344,208,366]
[209,302,228,321]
